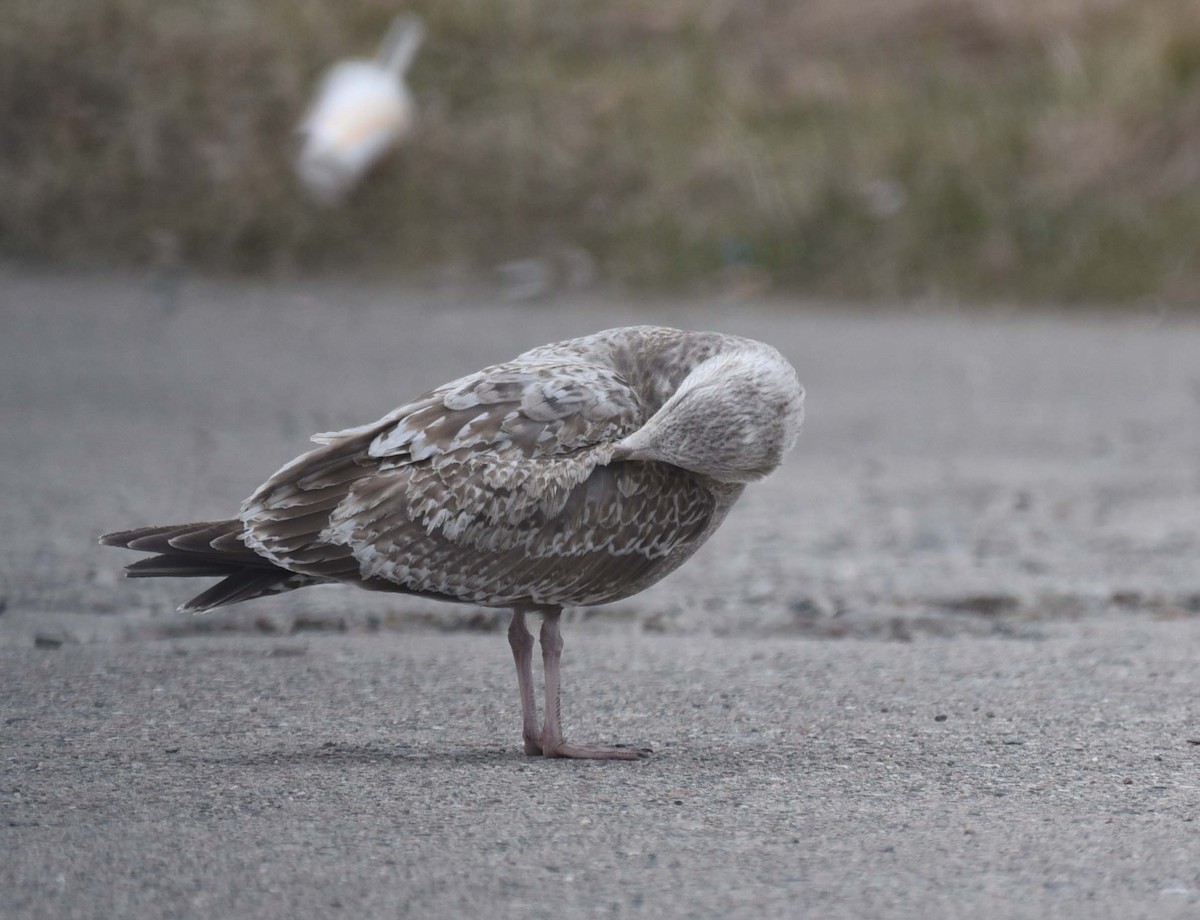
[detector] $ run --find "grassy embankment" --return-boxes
[2,0,1198,302]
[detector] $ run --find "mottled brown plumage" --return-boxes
[101,325,804,759]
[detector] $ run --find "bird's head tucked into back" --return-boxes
[612,345,804,483]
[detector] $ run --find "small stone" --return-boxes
[268,646,307,658]
[937,594,1020,616]
[789,597,829,620]
[746,579,775,602]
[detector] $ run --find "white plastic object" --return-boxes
[295,14,425,204]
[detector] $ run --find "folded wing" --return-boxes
[239,356,722,606]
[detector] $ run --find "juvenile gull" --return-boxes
[101,325,805,760]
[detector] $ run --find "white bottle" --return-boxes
[295,15,425,204]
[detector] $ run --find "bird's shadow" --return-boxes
[198,741,655,769]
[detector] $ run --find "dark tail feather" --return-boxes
[125,555,244,578]
[99,520,254,557]
[99,519,319,613]
[178,570,311,614]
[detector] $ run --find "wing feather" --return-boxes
[241,357,650,599]
[339,460,724,606]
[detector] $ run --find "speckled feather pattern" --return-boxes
[108,326,803,613]
[232,326,803,609]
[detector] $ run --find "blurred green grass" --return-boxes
[2,0,1198,302]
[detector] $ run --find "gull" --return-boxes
[101,326,805,760]
[294,14,425,204]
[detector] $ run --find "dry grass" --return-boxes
[2,0,1198,302]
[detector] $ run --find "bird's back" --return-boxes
[103,326,799,613]
[240,326,751,608]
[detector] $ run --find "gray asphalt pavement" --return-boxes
[1,269,1198,918]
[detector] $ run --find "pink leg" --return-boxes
[538,609,641,761]
[507,609,542,755]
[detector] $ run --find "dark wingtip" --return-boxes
[97,526,166,549]
[176,570,295,614]
[97,521,243,553]
[124,555,237,579]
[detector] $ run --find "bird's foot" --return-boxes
[539,737,649,761]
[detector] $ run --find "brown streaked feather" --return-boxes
[100,520,259,564]
[125,555,241,578]
[179,570,316,614]
[324,458,738,607]
[103,325,801,616]
[237,329,769,607]
[99,519,310,612]
[240,357,647,581]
